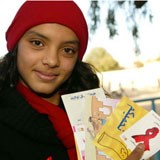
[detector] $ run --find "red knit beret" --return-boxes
[6,0,88,59]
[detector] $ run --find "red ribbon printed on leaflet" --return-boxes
[132,127,159,151]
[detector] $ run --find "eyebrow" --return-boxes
[63,40,80,46]
[25,30,50,41]
[25,30,80,46]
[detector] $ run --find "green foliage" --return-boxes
[88,1,100,34]
[88,0,152,55]
[84,47,122,71]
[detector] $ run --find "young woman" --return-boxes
[0,1,144,160]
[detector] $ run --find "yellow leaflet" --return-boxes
[94,96,148,160]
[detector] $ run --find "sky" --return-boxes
[0,0,160,67]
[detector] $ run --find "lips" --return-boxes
[35,70,58,81]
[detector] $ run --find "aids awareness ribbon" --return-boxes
[132,127,159,151]
[46,156,52,160]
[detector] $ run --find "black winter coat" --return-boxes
[0,86,69,160]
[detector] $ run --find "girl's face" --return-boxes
[17,23,79,103]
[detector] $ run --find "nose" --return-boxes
[41,49,59,67]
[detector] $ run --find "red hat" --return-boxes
[6,0,88,60]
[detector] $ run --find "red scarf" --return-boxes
[16,82,77,160]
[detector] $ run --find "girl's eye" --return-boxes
[64,47,76,55]
[30,40,43,47]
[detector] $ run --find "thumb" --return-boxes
[126,143,145,160]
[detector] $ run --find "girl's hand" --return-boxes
[126,143,145,160]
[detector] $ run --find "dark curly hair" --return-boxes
[0,46,100,93]
[0,47,18,90]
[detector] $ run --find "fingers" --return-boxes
[126,143,145,160]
